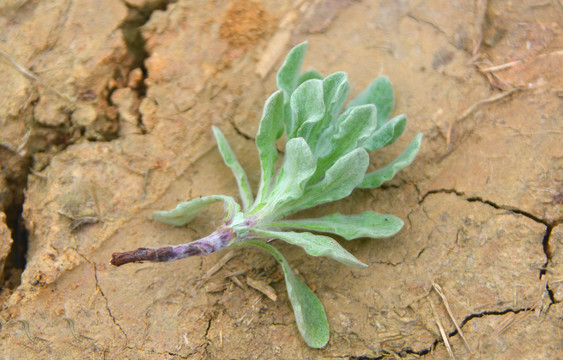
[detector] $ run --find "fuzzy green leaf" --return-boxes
[277,42,308,97]
[255,90,285,204]
[153,195,239,226]
[212,126,253,210]
[266,212,404,240]
[277,42,308,133]
[310,72,350,158]
[235,240,329,348]
[290,79,325,140]
[253,229,367,268]
[322,72,350,125]
[360,133,423,188]
[363,114,407,152]
[282,147,369,216]
[312,104,377,182]
[263,138,316,213]
[297,69,323,86]
[347,76,394,128]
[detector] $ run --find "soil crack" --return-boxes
[167,351,190,359]
[419,188,549,225]
[92,263,128,342]
[367,307,539,359]
[420,188,555,282]
[204,316,213,340]
[545,283,558,305]
[227,117,254,141]
[113,1,174,134]
[74,251,128,341]
[540,225,553,279]
[125,345,190,359]
[373,259,404,267]
[199,314,214,357]
[458,306,534,329]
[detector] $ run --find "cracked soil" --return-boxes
[0,0,562,359]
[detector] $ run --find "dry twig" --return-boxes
[480,60,521,72]
[196,251,237,289]
[455,87,525,124]
[428,297,456,359]
[246,276,277,301]
[433,283,473,353]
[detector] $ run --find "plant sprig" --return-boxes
[111,42,422,348]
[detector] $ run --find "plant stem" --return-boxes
[110,227,235,266]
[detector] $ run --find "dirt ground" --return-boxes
[0,0,561,359]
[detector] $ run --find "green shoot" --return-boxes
[111,42,422,348]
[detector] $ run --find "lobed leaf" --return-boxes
[311,104,377,182]
[346,76,394,128]
[253,229,367,269]
[359,133,423,188]
[277,42,308,134]
[153,195,239,226]
[309,72,350,158]
[362,114,407,152]
[261,138,316,214]
[235,240,329,348]
[290,79,325,140]
[281,147,369,216]
[266,211,404,240]
[321,72,351,127]
[255,90,285,205]
[212,126,253,210]
[277,42,308,98]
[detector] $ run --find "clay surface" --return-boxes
[0,0,561,358]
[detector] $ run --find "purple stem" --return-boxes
[111,227,235,266]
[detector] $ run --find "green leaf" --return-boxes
[347,76,394,128]
[153,195,239,226]
[235,240,329,348]
[255,90,285,205]
[290,79,325,140]
[277,42,308,98]
[297,69,323,86]
[266,211,404,240]
[281,147,369,216]
[312,104,377,182]
[262,138,316,213]
[359,133,423,188]
[277,42,308,134]
[253,229,367,268]
[310,72,350,158]
[362,114,407,152]
[212,126,253,210]
[322,72,350,123]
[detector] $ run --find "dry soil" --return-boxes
[0,0,561,359]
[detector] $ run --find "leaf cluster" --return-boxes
[153,42,422,348]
